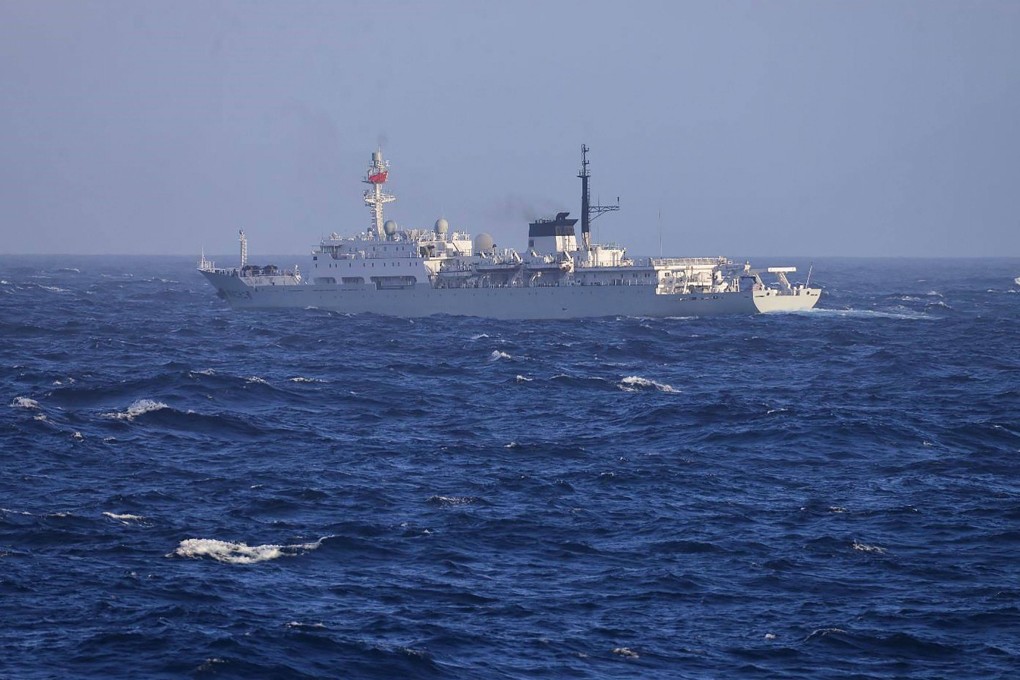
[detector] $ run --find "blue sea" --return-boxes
[2,256,1019,679]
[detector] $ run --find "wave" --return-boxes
[426,495,477,506]
[619,376,678,393]
[103,512,145,523]
[796,307,932,321]
[489,350,512,361]
[514,375,533,383]
[10,396,40,409]
[549,374,615,390]
[288,376,322,383]
[102,399,169,421]
[170,537,327,564]
[852,540,887,554]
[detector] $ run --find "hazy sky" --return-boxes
[2,1,1018,257]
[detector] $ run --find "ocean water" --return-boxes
[2,255,1019,679]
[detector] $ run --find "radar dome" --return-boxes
[474,232,495,253]
[383,220,398,236]
[434,218,449,235]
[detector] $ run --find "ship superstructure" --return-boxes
[199,147,821,318]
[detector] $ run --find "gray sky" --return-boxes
[2,0,1018,257]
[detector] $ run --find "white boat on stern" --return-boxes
[199,147,821,319]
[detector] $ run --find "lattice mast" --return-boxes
[364,150,395,238]
[239,230,248,267]
[578,144,620,250]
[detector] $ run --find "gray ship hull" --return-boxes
[201,271,820,319]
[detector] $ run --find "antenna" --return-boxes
[239,230,248,268]
[364,149,396,238]
[658,209,662,257]
[578,144,619,250]
[806,263,814,287]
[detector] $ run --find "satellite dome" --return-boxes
[474,232,495,253]
[383,220,398,236]
[434,218,449,235]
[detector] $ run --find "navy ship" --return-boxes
[200,147,820,319]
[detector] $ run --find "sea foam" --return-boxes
[852,541,887,554]
[10,397,40,409]
[103,512,145,523]
[103,399,169,421]
[619,376,678,393]
[171,537,326,564]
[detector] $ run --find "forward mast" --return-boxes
[364,150,395,238]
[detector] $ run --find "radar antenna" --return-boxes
[578,144,620,251]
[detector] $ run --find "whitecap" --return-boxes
[288,376,322,383]
[39,285,70,293]
[171,537,326,564]
[102,399,169,421]
[470,333,490,340]
[246,376,269,385]
[33,413,47,422]
[612,647,639,659]
[489,350,512,361]
[514,375,533,383]
[103,512,145,523]
[427,495,475,506]
[852,541,886,554]
[191,368,216,376]
[10,397,40,409]
[286,621,326,630]
[195,659,226,672]
[619,376,678,393]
